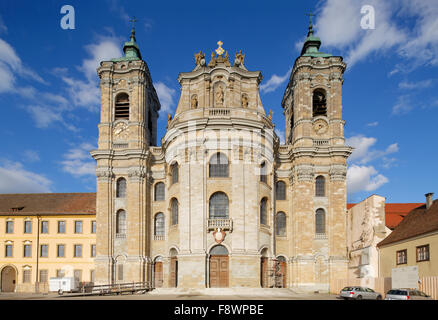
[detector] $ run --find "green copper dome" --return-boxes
[301,22,332,58]
[112,27,142,62]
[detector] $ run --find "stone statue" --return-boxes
[167,113,172,126]
[268,110,273,121]
[194,51,205,66]
[191,95,198,109]
[241,94,248,108]
[234,50,245,67]
[215,86,224,106]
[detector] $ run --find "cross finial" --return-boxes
[130,16,138,29]
[215,40,224,56]
[306,12,315,25]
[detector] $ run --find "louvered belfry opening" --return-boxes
[115,93,130,120]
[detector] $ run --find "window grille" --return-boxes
[260,198,268,225]
[276,181,286,200]
[154,182,165,201]
[171,199,178,225]
[116,178,127,198]
[209,192,229,219]
[116,210,126,234]
[154,213,165,236]
[416,245,429,262]
[315,176,325,197]
[171,163,179,184]
[260,162,267,183]
[276,212,286,236]
[209,153,229,177]
[115,93,129,120]
[315,209,326,234]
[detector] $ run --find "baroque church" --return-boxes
[91,20,352,292]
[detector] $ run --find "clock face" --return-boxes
[313,119,328,135]
[113,122,128,140]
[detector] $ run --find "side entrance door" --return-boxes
[1,266,16,292]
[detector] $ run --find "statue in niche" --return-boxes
[241,93,248,108]
[191,95,198,109]
[215,85,224,106]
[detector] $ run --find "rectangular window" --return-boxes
[396,249,407,265]
[6,221,13,233]
[74,244,82,257]
[91,221,96,234]
[23,270,31,283]
[75,221,83,234]
[41,221,49,233]
[91,244,96,257]
[24,244,32,257]
[74,270,82,283]
[39,270,48,283]
[118,264,123,281]
[57,244,65,258]
[57,269,65,278]
[58,221,66,234]
[40,244,48,257]
[416,245,430,262]
[24,220,32,233]
[5,244,13,257]
[90,270,95,283]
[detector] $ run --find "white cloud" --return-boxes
[347,164,388,194]
[60,143,96,177]
[392,95,414,115]
[398,79,433,90]
[0,160,52,193]
[366,121,379,127]
[275,129,285,144]
[260,67,292,93]
[346,135,399,164]
[23,150,40,162]
[154,81,176,114]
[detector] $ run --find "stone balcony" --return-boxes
[207,218,233,231]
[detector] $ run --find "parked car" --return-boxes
[339,286,383,300]
[385,289,432,300]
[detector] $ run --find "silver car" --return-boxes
[340,286,383,300]
[385,289,432,300]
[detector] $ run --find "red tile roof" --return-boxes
[377,200,438,247]
[348,202,423,229]
[0,193,96,215]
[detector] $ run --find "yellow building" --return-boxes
[378,193,438,278]
[0,193,96,293]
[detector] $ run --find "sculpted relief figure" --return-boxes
[241,93,248,108]
[215,85,224,106]
[191,94,198,109]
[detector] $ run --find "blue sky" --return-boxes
[0,0,437,203]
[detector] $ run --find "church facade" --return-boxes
[91,22,352,291]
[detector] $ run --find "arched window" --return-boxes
[171,163,179,184]
[116,178,127,198]
[260,198,268,225]
[276,181,286,200]
[209,153,229,177]
[276,212,286,236]
[210,245,229,255]
[315,176,325,197]
[315,208,326,234]
[116,210,126,234]
[154,213,165,236]
[171,198,178,225]
[260,161,267,183]
[313,89,327,117]
[115,93,130,120]
[209,192,229,219]
[154,182,165,201]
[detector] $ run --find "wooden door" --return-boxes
[1,266,16,292]
[261,257,268,288]
[154,262,163,288]
[278,261,287,288]
[210,256,229,288]
[169,257,177,287]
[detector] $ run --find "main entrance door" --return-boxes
[209,245,229,288]
[1,266,16,292]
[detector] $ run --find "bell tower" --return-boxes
[281,18,352,291]
[91,24,160,285]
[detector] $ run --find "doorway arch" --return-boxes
[153,256,164,288]
[169,248,178,288]
[1,266,17,292]
[209,245,229,288]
